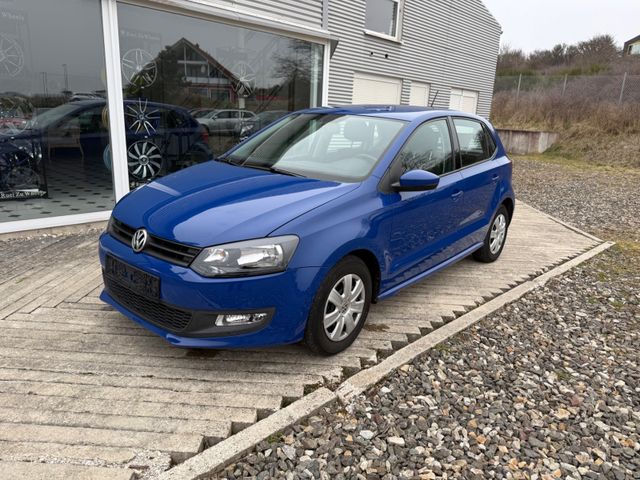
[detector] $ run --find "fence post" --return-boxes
[562,74,568,96]
[619,72,627,104]
[516,73,522,100]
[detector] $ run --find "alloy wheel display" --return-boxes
[127,140,163,181]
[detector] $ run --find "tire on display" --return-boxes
[305,256,372,355]
[473,204,510,263]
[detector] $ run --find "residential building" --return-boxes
[624,35,640,55]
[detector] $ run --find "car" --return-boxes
[0,99,211,191]
[239,110,289,139]
[196,109,256,135]
[99,105,515,355]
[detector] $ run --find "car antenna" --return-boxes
[429,90,439,107]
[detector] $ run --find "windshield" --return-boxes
[31,103,85,129]
[224,113,405,182]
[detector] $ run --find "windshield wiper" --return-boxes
[240,162,305,178]
[214,156,240,165]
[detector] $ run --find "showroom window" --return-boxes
[0,0,114,224]
[364,0,402,41]
[116,3,325,186]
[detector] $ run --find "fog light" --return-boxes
[215,312,270,327]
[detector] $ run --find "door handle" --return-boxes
[491,174,500,183]
[451,190,463,200]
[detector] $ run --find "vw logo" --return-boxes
[131,228,148,253]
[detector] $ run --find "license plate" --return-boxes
[105,255,160,298]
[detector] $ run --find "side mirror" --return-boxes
[392,169,440,192]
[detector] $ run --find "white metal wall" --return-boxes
[327,0,501,117]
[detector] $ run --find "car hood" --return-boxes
[112,161,359,247]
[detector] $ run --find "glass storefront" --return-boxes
[0,0,325,229]
[0,0,114,223]
[116,3,324,186]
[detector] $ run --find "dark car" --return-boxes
[0,99,211,195]
[240,110,289,139]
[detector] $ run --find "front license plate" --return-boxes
[105,255,160,298]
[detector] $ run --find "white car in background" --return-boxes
[196,109,256,135]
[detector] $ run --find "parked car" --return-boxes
[196,109,256,135]
[0,99,211,187]
[240,110,289,139]
[99,106,514,355]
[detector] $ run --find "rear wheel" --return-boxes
[305,256,372,355]
[473,204,509,263]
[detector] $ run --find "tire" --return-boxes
[473,204,509,263]
[305,256,372,355]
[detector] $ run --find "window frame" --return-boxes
[449,116,498,171]
[363,0,404,43]
[378,115,457,194]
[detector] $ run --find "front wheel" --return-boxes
[473,205,509,263]
[305,256,372,355]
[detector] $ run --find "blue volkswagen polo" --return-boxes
[99,106,514,355]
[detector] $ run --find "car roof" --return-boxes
[297,104,484,122]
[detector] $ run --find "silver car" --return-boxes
[196,109,255,135]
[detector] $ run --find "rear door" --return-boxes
[451,117,502,248]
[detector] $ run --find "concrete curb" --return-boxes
[159,388,335,480]
[158,240,614,480]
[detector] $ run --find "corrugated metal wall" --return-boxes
[214,0,324,29]
[327,0,501,117]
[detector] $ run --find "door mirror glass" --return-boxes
[392,169,440,192]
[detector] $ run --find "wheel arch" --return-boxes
[343,248,382,303]
[501,196,515,224]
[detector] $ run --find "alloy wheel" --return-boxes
[489,213,507,254]
[127,140,163,181]
[323,273,365,342]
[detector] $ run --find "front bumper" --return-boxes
[98,232,327,348]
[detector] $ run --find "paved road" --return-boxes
[0,204,598,479]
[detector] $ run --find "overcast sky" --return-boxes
[481,0,640,53]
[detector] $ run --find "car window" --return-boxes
[453,118,495,167]
[397,119,454,176]
[215,111,231,119]
[228,111,240,119]
[226,113,405,182]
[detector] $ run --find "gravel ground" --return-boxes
[214,157,640,480]
[512,157,640,242]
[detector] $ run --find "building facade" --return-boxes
[0,0,500,234]
[624,35,640,55]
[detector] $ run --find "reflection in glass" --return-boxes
[117,3,324,185]
[0,0,114,223]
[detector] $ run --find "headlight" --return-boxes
[191,235,299,277]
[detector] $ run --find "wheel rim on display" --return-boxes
[127,140,162,181]
[489,213,507,254]
[125,99,160,135]
[121,48,157,88]
[323,273,365,342]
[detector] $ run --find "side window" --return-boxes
[453,118,494,167]
[397,119,454,176]
[216,111,231,119]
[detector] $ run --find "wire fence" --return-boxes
[494,73,640,104]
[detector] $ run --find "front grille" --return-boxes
[104,274,192,332]
[109,218,201,267]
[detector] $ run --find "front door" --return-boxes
[385,118,466,289]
